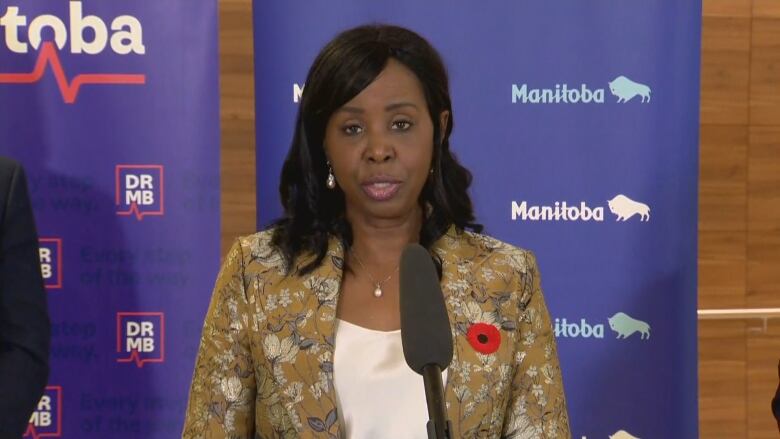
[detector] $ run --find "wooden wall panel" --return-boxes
[746,5,780,438]
[747,324,780,438]
[219,0,256,257]
[704,0,751,17]
[750,19,780,126]
[753,0,780,18]
[700,320,748,438]
[745,9,780,434]
[217,0,780,436]
[748,127,780,308]
[700,15,751,125]
[699,0,750,314]
[700,0,780,436]
[699,125,747,309]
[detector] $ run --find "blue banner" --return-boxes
[0,0,220,437]
[253,2,701,437]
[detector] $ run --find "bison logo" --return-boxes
[608,312,650,340]
[609,430,641,439]
[607,194,650,222]
[608,76,651,103]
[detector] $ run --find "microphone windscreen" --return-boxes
[399,243,453,374]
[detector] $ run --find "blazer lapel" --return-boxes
[435,229,475,438]
[436,229,510,438]
[260,237,345,438]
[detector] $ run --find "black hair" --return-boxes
[271,23,482,275]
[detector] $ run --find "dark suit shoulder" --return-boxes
[0,156,23,190]
[0,156,21,168]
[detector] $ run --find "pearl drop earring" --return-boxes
[326,163,336,189]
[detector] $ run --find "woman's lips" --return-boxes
[361,181,401,201]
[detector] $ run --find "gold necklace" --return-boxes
[350,251,399,298]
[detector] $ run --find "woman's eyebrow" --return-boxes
[385,102,417,111]
[338,106,364,114]
[337,102,418,115]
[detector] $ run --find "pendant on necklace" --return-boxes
[373,285,383,298]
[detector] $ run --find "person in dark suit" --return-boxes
[0,157,50,437]
[774,360,780,432]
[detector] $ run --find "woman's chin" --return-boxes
[355,201,422,223]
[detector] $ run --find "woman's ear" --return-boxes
[439,110,450,139]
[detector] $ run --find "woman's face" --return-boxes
[324,59,448,225]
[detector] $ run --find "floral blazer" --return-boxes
[182,227,571,438]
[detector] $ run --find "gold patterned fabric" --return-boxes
[182,227,571,438]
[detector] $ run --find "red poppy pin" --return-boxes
[466,322,501,354]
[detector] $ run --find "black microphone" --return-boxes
[399,243,453,439]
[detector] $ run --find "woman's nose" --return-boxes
[365,132,395,163]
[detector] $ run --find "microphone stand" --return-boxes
[422,364,452,439]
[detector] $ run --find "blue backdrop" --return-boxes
[253,1,701,438]
[0,1,220,437]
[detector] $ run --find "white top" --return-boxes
[333,319,448,439]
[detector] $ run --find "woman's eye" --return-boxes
[343,124,363,135]
[392,120,412,131]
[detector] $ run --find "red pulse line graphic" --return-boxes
[0,41,145,104]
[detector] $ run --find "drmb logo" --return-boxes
[555,312,651,340]
[511,76,651,104]
[117,312,165,367]
[25,386,63,438]
[115,165,164,220]
[38,238,63,290]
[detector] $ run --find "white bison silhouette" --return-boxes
[607,194,650,222]
[608,76,651,103]
[608,312,651,340]
[609,430,641,439]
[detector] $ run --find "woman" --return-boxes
[183,24,570,438]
